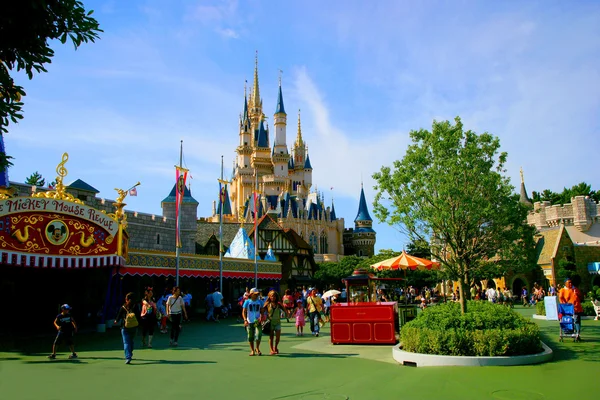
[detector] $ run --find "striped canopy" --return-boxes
[370,251,440,271]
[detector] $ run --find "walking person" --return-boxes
[166,286,188,346]
[294,299,305,336]
[282,289,294,322]
[48,304,77,359]
[559,278,584,340]
[306,288,323,337]
[114,292,138,364]
[140,287,157,348]
[264,290,284,355]
[242,288,264,356]
[212,288,224,322]
[205,291,215,322]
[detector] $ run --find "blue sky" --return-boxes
[5,0,600,252]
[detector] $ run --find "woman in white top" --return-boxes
[166,286,188,346]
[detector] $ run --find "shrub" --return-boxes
[400,301,542,356]
[582,301,596,317]
[536,300,546,316]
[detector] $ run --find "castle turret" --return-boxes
[352,184,376,257]
[248,53,263,130]
[273,76,290,180]
[161,183,199,254]
[519,167,533,208]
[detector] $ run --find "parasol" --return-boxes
[370,250,440,271]
[322,289,341,299]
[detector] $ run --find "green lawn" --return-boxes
[0,306,598,400]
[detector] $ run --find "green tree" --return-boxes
[0,0,102,170]
[25,171,45,186]
[373,117,537,314]
[405,239,431,259]
[314,255,362,288]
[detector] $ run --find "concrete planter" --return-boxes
[392,341,553,367]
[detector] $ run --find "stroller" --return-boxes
[558,303,580,342]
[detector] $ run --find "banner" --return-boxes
[175,167,188,248]
[544,296,558,321]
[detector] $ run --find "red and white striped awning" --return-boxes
[118,266,280,280]
[1,251,125,269]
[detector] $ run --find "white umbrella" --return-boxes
[322,289,341,299]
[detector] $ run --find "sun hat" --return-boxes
[61,304,71,310]
[249,288,260,294]
[296,299,303,303]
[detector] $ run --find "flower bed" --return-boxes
[400,301,543,356]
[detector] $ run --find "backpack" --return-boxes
[123,307,139,328]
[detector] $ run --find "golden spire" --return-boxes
[252,51,261,109]
[296,109,303,146]
[520,167,524,184]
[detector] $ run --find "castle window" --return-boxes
[320,233,328,254]
[156,234,160,245]
[309,232,318,254]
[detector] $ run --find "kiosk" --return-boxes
[329,269,400,345]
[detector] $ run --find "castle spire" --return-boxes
[296,109,303,146]
[243,80,248,122]
[355,184,373,222]
[519,167,532,207]
[251,52,261,109]
[275,70,286,115]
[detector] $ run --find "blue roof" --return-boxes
[224,227,260,260]
[354,186,373,222]
[0,134,9,187]
[330,201,337,221]
[354,227,376,233]
[243,94,249,122]
[304,154,312,169]
[257,120,269,148]
[288,157,294,170]
[161,183,199,204]
[68,179,99,193]
[275,84,286,114]
[264,246,276,261]
[217,185,232,215]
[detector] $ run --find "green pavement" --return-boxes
[0,307,598,400]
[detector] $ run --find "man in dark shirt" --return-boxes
[48,304,78,359]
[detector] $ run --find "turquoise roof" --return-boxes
[264,247,276,261]
[304,154,312,169]
[288,156,294,170]
[275,84,286,114]
[224,227,260,260]
[68,179,99,193]
[161,183,199,204]
[243,93,249,122]
[354,186,373,222]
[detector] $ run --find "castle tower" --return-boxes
[352,184,376,257]
[161,183,199,254]
[519,167,533,208]
[248,53,263,132]
[272,75,290,181]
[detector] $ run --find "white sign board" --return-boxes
[544,296,558,321]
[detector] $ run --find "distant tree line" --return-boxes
[531,182,599,205]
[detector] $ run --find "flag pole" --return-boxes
[176,140,183,287]
[219,155,224,293]
[254,167,258,288]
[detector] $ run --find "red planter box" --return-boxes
[330,302,398,344]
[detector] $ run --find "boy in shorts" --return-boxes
[48,304,78,359]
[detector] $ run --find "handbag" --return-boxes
[261,304,277,334]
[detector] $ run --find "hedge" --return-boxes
[400,301,543,356]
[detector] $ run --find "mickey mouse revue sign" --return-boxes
[0,153,128,269]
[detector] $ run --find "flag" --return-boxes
[129,187,138,197]
[175,166,188,248]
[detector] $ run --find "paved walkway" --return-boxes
[0,307,598,400]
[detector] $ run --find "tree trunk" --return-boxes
[458,279,467,314]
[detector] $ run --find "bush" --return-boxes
[582,301,596,317]
[400,301,543,356]
[536,300,546,316]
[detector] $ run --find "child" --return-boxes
[48,304,78,359]
[294,299,305,336]
[158,299,168,334]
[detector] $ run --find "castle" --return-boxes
[204,56,376,261]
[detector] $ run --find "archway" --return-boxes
[512,278,526,296]
[486,279,496,289]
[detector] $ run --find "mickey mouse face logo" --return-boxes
[46,220,69,245]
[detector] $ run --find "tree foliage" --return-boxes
[0,0,102,169]
[531,182,600,205]
[25,171,45,186]
[314,255,363,288]
[373,117,537,313]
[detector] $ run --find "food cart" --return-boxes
[329,269,401,345]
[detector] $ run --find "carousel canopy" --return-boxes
[370,250,439,271]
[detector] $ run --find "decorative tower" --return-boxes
[519,167,532,208]
[272,73,289,180]
[352,183,376,257]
